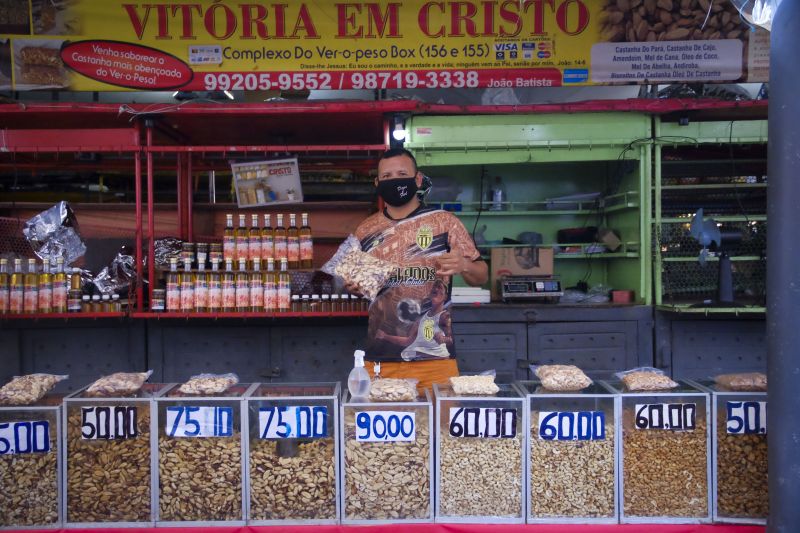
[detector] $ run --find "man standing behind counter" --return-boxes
[348,148,488,391]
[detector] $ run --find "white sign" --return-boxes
[259,405,328,439]
[635,403,696,431]
[354,411,415,442]
[81,406,138,440]
[0,421,50,455]
[591,40,742,83]
[165,406,233,437]
[726,401,767,435]
[448,407,517,439]
[537,411,605,441]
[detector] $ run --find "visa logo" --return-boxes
[494,43,519,51]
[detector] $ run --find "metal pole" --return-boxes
[146,123,155,311]
[767,1,800,530]
[134,123,143,312]
[187,153,193,243]
[208,170,216,204]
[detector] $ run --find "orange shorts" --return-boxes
[365,359,459,395]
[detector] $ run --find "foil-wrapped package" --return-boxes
[152,237,183,269]
[22,201,86,265]
[93,246,136,296]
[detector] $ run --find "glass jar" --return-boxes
[321,294,331,313]
[330,294,340,313]
[310,294,321,312]
[81,294,91,312]
[301,295,310,313]
[290,295,301,312]
[180,242,195,265]
[209,243,223,265]
[151,289,166,312]
[196,243,209,268]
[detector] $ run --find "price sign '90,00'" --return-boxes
[355,411,416,442]
[448,407,517,439]
[635,403,696,431]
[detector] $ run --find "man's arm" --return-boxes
[436,253,488,286]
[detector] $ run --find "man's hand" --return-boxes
[436,251,469,276]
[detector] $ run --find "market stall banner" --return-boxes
[0,0,769,92]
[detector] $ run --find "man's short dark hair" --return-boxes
[380,147,418,173]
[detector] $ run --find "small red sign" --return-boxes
[61,40,193,90]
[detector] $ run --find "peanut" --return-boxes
[716,419,768,518]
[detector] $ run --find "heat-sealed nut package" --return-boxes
[0,373,68,405]
[177,373,239,395]
[617,368,678,391]
[449,375,499,395]
[533,365,592,391]
[85,370,153,397]
[369,378,418,402]
[713,372,767,392]
[321,234,398,300]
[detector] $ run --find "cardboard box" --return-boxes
[490,247,554,301]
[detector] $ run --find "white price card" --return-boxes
[538,411,606,441]
[726,401,767,435]
[354,411,415,442]
[81,406,138,440]
[0,421,50,455]
[448,407,517,439]
[635,403,696,431]
[165,406,233,438]
[259,406,328,439]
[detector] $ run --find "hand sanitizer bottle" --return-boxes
[348,349,371,400]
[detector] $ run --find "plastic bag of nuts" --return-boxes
[369,378,418,402]
[177,373,239,395]
[617,368,678,391]
[449,374,500,396]
[321,235,398,300]
[714,372,767,392]
[0,373,68,405]
[533,365,592,392]
[84,371,152,397]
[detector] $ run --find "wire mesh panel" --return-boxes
[661,260,766,306]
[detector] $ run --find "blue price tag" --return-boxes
[354,411,415,442]
[259,405,328,439]
[0,421,50,455]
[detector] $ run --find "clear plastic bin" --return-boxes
[64,384,166,526]
[434,383,525,523]
[516,381,619,523]
[689,379,768,524]
[245,382,340,524]
[154,383,255,526]
[340,390,433,524]
[0,395,63,529]
[607,380,711,523]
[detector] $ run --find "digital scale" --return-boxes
[500,275,563,302]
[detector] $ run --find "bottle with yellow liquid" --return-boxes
[249,213,262,267]
[194,263,209,313]
[9,259,24,314]
[23,259,39,314]
[287,213,300,269]
[38,258,53,314]
[53,257,67,313]
[277,257,291,312]
[236,214,249,265]
[263,257,277,312]
[250,258,263,312]
[273,214,288,265]
[208,260,222,312]
[180,259,194,313]
[300,212,313,269]
[222,259,236,312]
[223,213,236,262]
[236,259,250,312]
[0,258,9,315]
[166,258,180,312]
[261,213,274,263]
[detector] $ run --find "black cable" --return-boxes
[471,165,487,243]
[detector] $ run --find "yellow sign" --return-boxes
[416,226,433,250]
[0,0,766,91]
[422,318,435,342]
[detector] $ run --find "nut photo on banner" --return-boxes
[601,0,747,42]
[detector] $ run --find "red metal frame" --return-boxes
[146,126,155,310]
[134,123,143,312]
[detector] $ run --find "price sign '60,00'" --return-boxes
[538,411,606,441]
[355,411,415,442]
[448,407,517,439]
[635,403,696,431]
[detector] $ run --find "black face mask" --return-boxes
[376,177,418,207]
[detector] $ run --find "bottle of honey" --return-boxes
[300,212,313,269]
[38,258,53,314]
[287,213,300,269]
[23,259,39,314]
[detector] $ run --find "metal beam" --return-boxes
[767,1,800,530]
